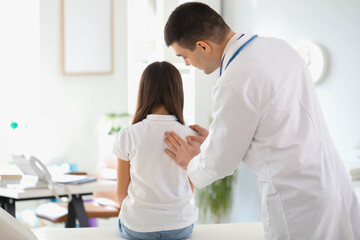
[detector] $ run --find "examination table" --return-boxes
[33,222,264,240]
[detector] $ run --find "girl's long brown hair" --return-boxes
[132,61,185,125]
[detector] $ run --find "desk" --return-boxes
[0,179,116,227]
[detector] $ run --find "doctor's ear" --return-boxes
[196,40,212,53]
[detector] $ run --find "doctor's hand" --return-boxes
[189,124,209,145]
[164,131,200,170]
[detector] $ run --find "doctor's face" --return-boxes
[171,42,216,74]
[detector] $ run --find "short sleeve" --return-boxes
[112,128,131,161]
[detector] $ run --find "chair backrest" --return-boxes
[0,207,38,240]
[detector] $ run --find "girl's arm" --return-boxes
[188,177,195,192]
[116,157,130,204]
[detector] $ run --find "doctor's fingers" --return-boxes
[189,124,209,137]
[164,137,178,152]
[186,136,198,147]
[164,148,176,160]
[165,131,184,147]
[188,135,205,145]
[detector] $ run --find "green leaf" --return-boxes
[195,171,236,223]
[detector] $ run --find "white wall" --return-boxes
[0,1,40,163]
[222,0,360,222]
[39,0,128,172]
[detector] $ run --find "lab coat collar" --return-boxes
[221,32,244,60]
[146,114,177,121]
[220,32,256,75]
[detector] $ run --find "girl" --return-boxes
[113,61,198,240]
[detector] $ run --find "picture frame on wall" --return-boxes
[61,0,113,75]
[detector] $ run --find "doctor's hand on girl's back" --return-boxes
[164,124,209,170]
[189,124,209,144]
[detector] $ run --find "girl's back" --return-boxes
[113,114,198,232]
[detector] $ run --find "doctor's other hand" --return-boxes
[164,131,200,170]
[189,124,209,144]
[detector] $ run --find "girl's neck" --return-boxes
[152,105,169,115]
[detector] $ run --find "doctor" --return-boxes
[163,2,360,240]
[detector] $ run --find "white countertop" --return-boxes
[33,223,264,240]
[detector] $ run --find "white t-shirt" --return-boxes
[113,114,198,232]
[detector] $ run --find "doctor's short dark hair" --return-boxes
[132,61,185,125]
[164,2,230,51]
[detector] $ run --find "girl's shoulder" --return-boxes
[114,122,141,141]
[117,120,145,135]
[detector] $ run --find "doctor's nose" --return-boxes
[184,59,191,66]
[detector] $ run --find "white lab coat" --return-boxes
[187,33,360,240]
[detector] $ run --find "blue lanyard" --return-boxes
[220,34,258,76]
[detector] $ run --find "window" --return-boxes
[127,0,195,124]
[0,0,40,162]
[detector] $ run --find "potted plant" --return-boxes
[196,171,236,223]
[195,116,237,223]
[104,112,132,135]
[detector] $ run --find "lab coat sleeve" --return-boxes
[187,75,260,188]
